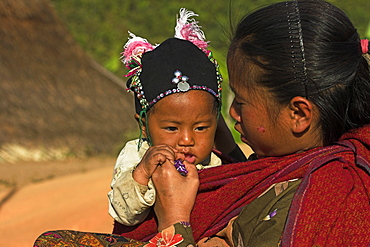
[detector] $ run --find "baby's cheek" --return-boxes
[196,143,213,163]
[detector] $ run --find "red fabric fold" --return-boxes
[113,125,370,246]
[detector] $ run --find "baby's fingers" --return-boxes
[174,152,185,162]
[154,145,178,163]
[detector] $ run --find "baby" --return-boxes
[108,9,244,227]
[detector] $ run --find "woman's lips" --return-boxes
[234,124,242,135]
[234,124,248,144]
[241,135,249,144]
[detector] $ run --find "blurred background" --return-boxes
[1,0,369,164]
[0,0,369,246]
[50,0,370,146]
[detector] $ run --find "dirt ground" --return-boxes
[0,156,116,247]
[0,144,253,247]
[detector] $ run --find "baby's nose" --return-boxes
[178,132,195,146]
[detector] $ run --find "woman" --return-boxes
[151,0,370,246]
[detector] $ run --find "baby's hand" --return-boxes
[133,145,183,185]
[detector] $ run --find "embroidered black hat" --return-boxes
[126,38,222,114]
[122,9,222,114]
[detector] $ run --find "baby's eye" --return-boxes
[195,126,208,131]
[165,127,178,131]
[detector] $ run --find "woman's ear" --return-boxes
[134,113,148,138]
[288,96,314,134]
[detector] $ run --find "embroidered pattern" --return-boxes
[145,232,184,247]
[34,230,144,247]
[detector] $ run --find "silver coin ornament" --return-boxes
[178,81,190,92]
[172,70,190,92]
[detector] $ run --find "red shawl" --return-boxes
[113,125,370,246]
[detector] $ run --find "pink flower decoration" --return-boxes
[145,232,184,247]
[174,9,210,55]
[180,23,208,51]
[361,39,369,54]
[122,41,154,65]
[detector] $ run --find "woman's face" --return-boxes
[146,90,218,164]
[228,73,294,158]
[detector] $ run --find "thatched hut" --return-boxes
[0,0,137,162]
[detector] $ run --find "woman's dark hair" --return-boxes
[228,0,370,145]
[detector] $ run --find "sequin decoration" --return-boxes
[172,70,190,92]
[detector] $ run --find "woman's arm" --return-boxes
[152,159,199,230]
[150,159,199,246]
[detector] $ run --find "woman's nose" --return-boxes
[229,99,241,122]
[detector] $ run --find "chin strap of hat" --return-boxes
[137,108,152,150]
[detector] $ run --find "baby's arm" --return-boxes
[108,139,155,225]
[108,140,183,226]
[108,167,155,225]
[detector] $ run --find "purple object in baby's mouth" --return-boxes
[174,159,188,176]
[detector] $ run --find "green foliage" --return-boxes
[52,0,370,76]
[51,0,369,75]
[50,0,369,142]
[366,21,370,39]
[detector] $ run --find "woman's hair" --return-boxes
[228,0,370,145]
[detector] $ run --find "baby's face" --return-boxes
[147,90,218,165]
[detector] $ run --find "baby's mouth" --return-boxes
[184,154,196,164]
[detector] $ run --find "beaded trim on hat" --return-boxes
[286,0,309,98]
[149,85,219,106]
[127,71,149,110]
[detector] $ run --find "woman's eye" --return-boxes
[234,100,243,107]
